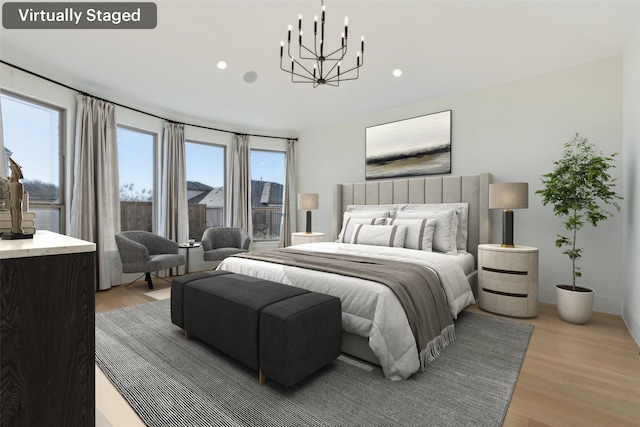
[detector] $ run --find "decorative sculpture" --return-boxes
[8,157,26,236]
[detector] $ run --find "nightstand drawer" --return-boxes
[480,269,530,295]
[480,250,529,273]
[479,289,533,317]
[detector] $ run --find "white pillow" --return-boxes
[399,203,469,252]
[386,218,436,251]
[346,205,396,215]
[338,216,386,243]
[350,224,407,248]
[395,209,457,253]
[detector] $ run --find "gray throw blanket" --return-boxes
[233,248,455,367]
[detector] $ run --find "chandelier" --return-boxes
[279,1,365,87]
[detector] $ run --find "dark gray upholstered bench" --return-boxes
[171,270,341,387]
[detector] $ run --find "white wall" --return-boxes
[298,57,624,315]
[623,19,640,343]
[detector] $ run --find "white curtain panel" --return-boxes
[280,139,297,247]
[0,97,6,178]
[159,122,188,276]
[70,95,121,291]
[229,134,253,236]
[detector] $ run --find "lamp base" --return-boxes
[501,209,514,247]
[305,210,312,234]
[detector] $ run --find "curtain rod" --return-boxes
[0,60,298,142]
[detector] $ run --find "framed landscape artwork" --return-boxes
[365,110,452,179]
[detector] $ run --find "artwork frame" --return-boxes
[365,110,452,180]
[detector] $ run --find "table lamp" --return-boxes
[489,182,528,247]
[298,193,319,234]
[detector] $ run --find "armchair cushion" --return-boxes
[116,231,184,273]
[201,227,251,262]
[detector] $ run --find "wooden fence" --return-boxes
[121,202,281,241]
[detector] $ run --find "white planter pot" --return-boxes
[555,284,595,324]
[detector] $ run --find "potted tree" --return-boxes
[536,133,622,324]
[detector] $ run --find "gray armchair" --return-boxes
[115,231,185,289]
[201,227,251,262]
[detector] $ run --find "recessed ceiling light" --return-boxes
[217,60,228,70]
[393,69,403,77]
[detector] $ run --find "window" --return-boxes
[1,92,63,233]
[250,149,286,241]
[185,141,225,241]
[117,126,155,232]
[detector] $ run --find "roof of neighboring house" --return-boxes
[186,180,283,208]
[191,186,224,207]
[187,181,213,192]
[251,180,283,207]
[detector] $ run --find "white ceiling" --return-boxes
[1,0,638,135]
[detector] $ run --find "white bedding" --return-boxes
[217,242,476,380]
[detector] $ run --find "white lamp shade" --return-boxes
[298,193,319,210]
[489,183,528,209]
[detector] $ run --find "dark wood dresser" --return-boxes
[1,231,96,426]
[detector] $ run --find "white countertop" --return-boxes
[0,230,96,259]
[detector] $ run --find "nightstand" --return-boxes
[478,244,539,317]
[291,232,325,245]
[179,242,201,274]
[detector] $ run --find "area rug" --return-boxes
[95,300,533,427]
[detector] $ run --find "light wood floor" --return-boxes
[95,279,640,427]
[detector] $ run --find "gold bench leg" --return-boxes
[184,331,190,340]
[259,369,266,385]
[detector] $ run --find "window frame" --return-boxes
[116,124,158,232]
[1,90,65,233]
[249,147,287,242]
[185,139,227,239]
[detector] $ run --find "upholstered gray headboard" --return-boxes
[333,173,492,264]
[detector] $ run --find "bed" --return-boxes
[218,173,492,380]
